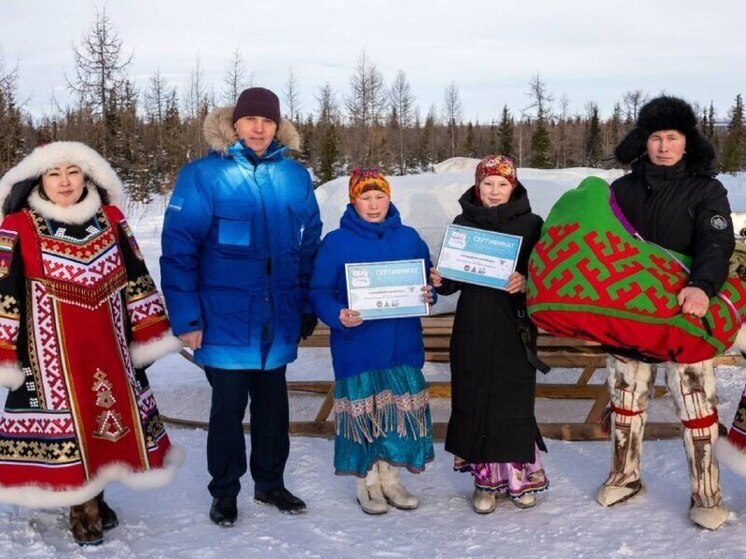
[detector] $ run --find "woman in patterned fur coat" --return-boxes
[0,142,183,546]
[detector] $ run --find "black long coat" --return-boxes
[439,183,545,464]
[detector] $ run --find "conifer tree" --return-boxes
[463,122,478,157]
[704,101,716,141]
[487,120,498,154]
[527,74,553,168]
[721,94,745,172]
[497,106,515,160]
[415,108,436,172]
[318,125,340,184]
[584,102,601,167]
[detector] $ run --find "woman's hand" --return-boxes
[505,272,526,294]
[339,308,363,328]
[422,284,434,304]
[429,267,443,288]
[678,286,709,317]
[179,330,203,350]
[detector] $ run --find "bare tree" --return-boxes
[526,73,553,121]
[442,81,462,157]
[556,94,571,167]
[345,50,388,165]
[622,90,647,123]
[316,82,339,125]
[184,56,211,156]
[283,67,301,122]
[389,70,416,173]
[345,50,387,127]
[67,7,132,156]
[185,56,210,121]
[223,48,251,104]
[143,69,167,125]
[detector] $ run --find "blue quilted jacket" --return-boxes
[160,139,322,370]
[309,203,435,379]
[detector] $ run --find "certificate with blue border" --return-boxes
[436,224,522,290]
[345,259,429,320]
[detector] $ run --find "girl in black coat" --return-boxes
[430,155,548,513]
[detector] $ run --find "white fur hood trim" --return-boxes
[130,331,183,368]
[0,141,124,218]
[0,361,24,391]
[0,445,185,508]
[203,106,301,154]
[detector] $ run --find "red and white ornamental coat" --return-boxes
[0,202,183,507]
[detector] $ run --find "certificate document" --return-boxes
[436,224,522,290]
[345,259,429,320]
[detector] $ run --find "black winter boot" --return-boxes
[209,496,238,526]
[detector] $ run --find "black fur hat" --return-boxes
[614,95,715,173]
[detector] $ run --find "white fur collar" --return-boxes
[28,185,102,224]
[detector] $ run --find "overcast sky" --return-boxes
[2,0,745,123]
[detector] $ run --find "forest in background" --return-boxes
[0,10,744,201]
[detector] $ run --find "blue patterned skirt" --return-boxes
[334,365,434,477]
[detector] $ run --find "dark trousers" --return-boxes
[204,365,290,498]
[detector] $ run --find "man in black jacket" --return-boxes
[596,96,734,531]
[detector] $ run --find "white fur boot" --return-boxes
[665,360,729,530]
[472,488,496,514]
[356,463,388,515]
[596,357,651,507]
[378,462,419,510]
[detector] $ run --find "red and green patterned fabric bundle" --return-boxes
[527,176,746,363]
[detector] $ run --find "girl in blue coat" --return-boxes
[310,169,435,515]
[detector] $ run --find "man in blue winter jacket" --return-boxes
[160,87,322,526]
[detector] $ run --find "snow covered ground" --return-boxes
[2,165,746,558]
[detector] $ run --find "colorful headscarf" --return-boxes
[348,168,391,202]
[475,155,518,187]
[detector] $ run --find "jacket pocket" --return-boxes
[215,201,253,252]
[201,290,252,346]
[287,202,310,248]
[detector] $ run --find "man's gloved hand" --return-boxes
[300,313,318,340]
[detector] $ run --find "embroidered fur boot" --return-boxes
[378,461,418,510]
[96,491,119,530]
[596,357,652,507]
[69,497,103,546]
[356,463,388,515]
[665,361,729,530]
